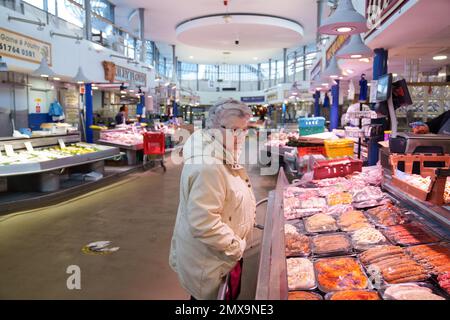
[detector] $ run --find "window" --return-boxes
[91,0,114,22]
[56,0,85,28]
[145,41,154,65]
[23,0,44,9]
[180,62,197,81]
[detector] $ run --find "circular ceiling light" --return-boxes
[433,55,447,61]
[176,14,304,51]
[318,0,369,35]
[337,27,353,33]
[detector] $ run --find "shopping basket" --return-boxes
[324,139,355,158]
[143,131,166,171]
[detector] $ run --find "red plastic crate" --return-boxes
[297,146,325,157]
[313,157,363,180]
[143,132,165,155]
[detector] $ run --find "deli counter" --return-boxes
[255,167,450,300]
[0,132,119,192]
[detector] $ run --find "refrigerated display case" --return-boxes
[255,167,450,300]
[0,133,119,192]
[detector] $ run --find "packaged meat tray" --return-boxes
[317,185,349,197]
[359,245,430,284]
[288,291,323,300]
[285,231,311,257]
[382,283,446,300]
[326,192,353,206]
[311,233,353,257]
[325,290,381,300]
[352,186,385,203]
[406,244,450,275]
[437,272,450,295]
[365,202,409,227]
[383,222,441,246]
[324,204,354,217]
[350,227,388,251]
[337,210,372,232]
[286,258,317,291]
[314,257,369,293]
[304,213,338,234]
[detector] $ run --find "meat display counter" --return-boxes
[255,167,450,300]
[0,133,120,192]
[97,128,144,165]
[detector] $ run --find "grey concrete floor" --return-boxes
[0,151,276,300]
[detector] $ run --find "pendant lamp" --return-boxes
[336,34,373,59]
[0,56,8,72]
[32,58,56,78]
[73,66,91,84]
[318,0,368,35]
[322,56,343,79]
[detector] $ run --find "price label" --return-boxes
[58,139,66,149]
[25,141,34,152]
[4,145,15,157]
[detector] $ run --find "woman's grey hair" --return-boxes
[205,98,252,129]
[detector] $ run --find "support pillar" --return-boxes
[330,80,340,130]
[283,48,287,83]
[139,8,146,63]
[84,0,92,41]
[314,90,320,117]
[85,83,93,143]
[268,59,272,87]
[370,48,389,165]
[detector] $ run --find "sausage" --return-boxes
[388,273,429,284]
[361,247,404,263]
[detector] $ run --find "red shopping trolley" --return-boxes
[143,131,166,172]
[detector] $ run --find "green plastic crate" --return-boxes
[299,126,325,136]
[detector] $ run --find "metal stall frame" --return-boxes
[255,168,290,300]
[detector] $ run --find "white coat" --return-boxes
[169,129,257,299]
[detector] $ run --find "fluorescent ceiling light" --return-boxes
[433,55,447,61]
[53,77,61,81]
[346,69,354,74]
[359,58,370,63]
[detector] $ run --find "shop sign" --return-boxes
[0,28,51,65]
[266,92,278,102]
[310,60,322,82]
[326,34,350,66]
[241,96,265,103]
[366,0,408,34]
[102,61,147,87]
[116,65,147,87]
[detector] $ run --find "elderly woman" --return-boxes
[169,99,256,300]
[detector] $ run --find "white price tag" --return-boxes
[25,141,34,152]
[4,145,15,157]
[58,139,66,149]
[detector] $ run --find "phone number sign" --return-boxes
[0,28,52,65]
